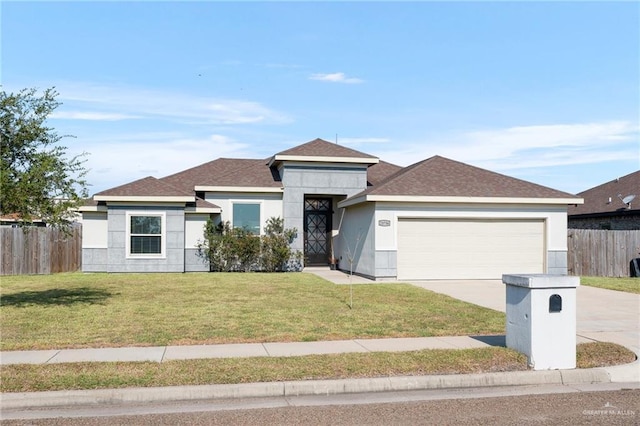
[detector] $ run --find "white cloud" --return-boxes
[339,137,390,145]
[68,133,252,194]
[309,72,363,84]
[375,121,639,171]
[53,81,291,125]
[51,111,139,121]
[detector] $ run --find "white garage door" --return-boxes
[397,219,545,280]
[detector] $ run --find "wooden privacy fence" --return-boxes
[0,225,82,275]
[568,229,640,277]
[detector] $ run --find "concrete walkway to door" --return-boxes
[410,280,640,356]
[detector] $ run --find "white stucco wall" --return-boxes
[80,212,108,248]
[205,192,283,235]
[184,214,210,248]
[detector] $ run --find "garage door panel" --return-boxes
[397,219,545,280]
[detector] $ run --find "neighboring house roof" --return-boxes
[568,170,640,217]
[161,158,281,192]
[0,213,46,224]
[341,155,581,206]
[268,138,379,166]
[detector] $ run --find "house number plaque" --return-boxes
[378,220,391,227]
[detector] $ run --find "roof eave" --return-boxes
[269,154,379,167]
[185,206,222,214]
[339,195,584,208]
[79,205,108,212]
[195,186,283,193]
[94,195,195,203]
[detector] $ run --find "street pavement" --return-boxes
[1,268,638,411]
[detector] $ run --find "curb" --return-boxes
[1,367,615,410]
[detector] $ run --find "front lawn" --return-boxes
[580,276,640,294]
[0,272,505,351]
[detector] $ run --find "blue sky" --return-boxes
[2,1,638,196]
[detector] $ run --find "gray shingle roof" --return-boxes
[354,156,578,199]
[95,176,195,197]
[274,138,379,159]
[569,170,640,216]
[367,160,403,186]
[161,158,281,192]
[90,140,578,205]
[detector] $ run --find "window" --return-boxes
[127,213,165,257]
[233,203,260,235]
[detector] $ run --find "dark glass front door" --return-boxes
[304,198,332,265]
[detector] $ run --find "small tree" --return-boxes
[1,87,88,228]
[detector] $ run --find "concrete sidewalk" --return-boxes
[0,335,507,366]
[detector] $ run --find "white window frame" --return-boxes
[231,201,262,235]
[126,211,167,259]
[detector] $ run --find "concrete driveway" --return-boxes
[410,280,640,355]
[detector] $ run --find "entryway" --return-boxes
[304,198,332,265]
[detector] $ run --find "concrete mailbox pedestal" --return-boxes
[502,274,580,370]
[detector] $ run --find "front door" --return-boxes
[304,198,332,265]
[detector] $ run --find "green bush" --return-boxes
[198,217,301,272]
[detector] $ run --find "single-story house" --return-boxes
[568,170,640,230]
[80,138,582,279]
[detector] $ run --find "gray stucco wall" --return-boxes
[82,248,108,272]
[185,248,209,272]
[336,203,376,278]
[107,206,185,273]
[280,164,369,256]
[547,250,568,275]
[374,250,397,280]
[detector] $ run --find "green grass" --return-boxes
[0,272,505,350]
[580,276,640,294]
[576,342,637,368]
[0,347,528,393]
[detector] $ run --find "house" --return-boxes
[0,213,47,227]
[79,138,582,279]
[568,170,640,230]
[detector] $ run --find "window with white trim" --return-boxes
[127,212,166,257]
[232,203,261,235]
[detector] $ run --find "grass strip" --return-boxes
[580,276,640,294]
[576,342,637,368]
[2,342,635,393]
[0,347,527,393]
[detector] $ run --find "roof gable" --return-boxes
[275,138,378,159]
[269,138,379,166]
[351,156,578,200]
[569,170,640,216]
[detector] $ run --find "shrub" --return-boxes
[197,217,301,272]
